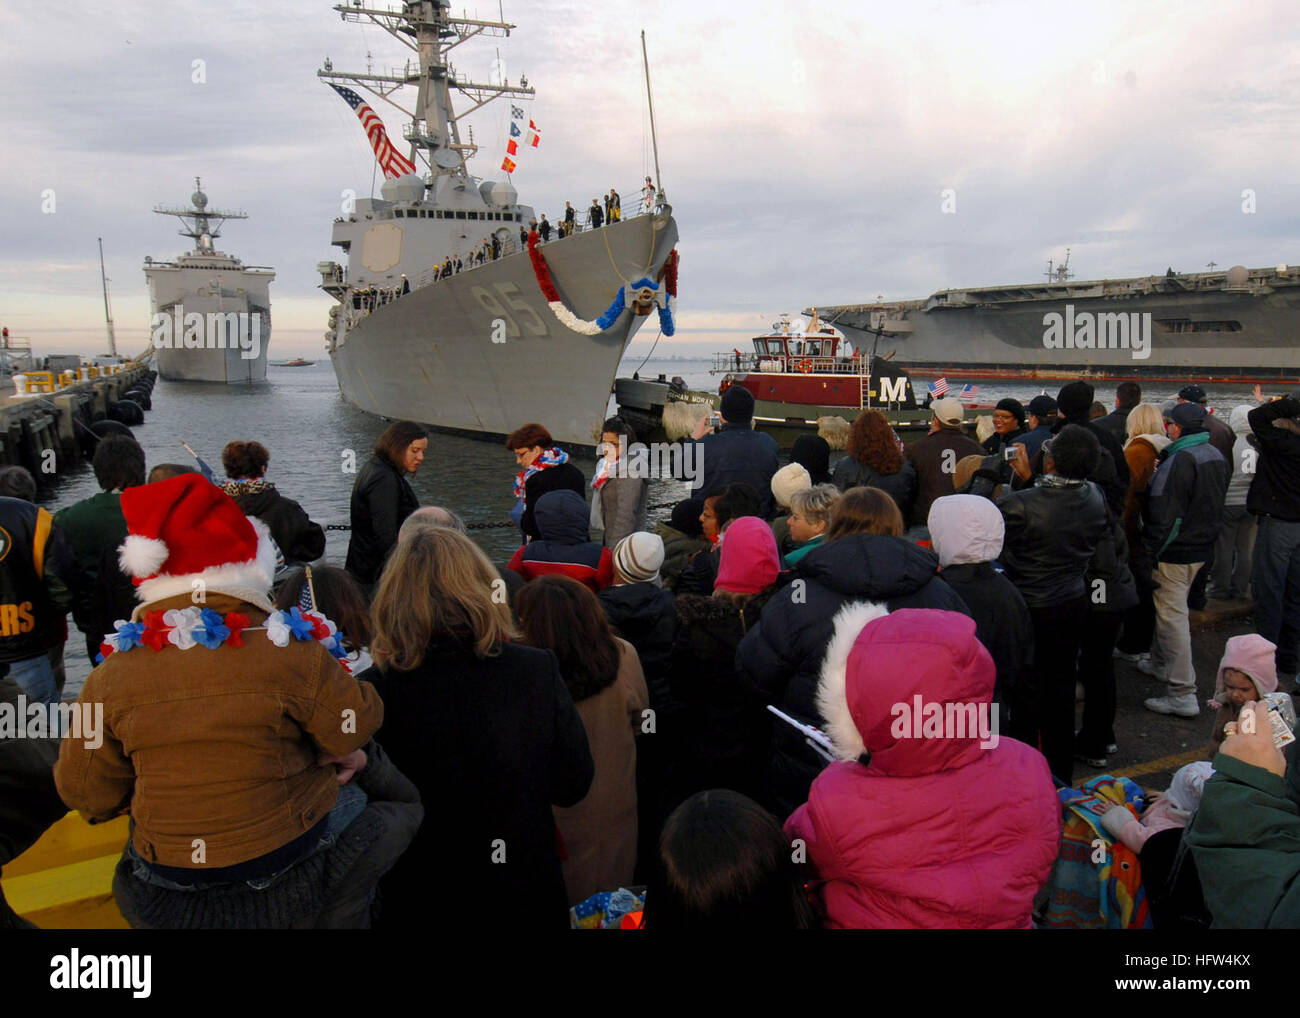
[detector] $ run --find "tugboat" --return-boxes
[615,311,991,448]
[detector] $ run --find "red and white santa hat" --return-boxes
[118,473,277,603]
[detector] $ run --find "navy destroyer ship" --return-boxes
[316,2,679,448]
[144,181,274,383]
[816,254,1300,384]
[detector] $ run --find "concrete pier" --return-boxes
[0,365,152,477]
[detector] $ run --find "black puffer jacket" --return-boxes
[831,455,917,519]
[735,534,970,817]
[222,480,326,565]
[997,478,1108,609]
[345,456,419,586]
[654,523,709,590]
[521,461,586,542]
[598,581,680,710]
[1143,433,1230,565]
[1247,396,1300,522]
[939,562,1033,705]
[981,426,1027,457]
[671,593,771,803]
[674,544,719,595]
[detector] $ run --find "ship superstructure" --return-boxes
[316,1,678,448]
[817,262,1300,384]
[144,180,274,383]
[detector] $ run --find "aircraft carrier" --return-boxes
[316,1,678,448]
[815,258,1300,384]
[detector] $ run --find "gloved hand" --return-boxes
[1100,804,1135,839]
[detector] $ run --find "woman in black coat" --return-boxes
[981,399,1028,456]
[220,440,326,566]
[363,523,594,929]
[345,420,426,588]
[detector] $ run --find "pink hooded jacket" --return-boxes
[784,605,1060,929]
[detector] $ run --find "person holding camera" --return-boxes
[689,387,780,518]
[981,399,1028,457]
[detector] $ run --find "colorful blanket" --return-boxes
[1044,775,1153,929]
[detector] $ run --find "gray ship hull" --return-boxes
[329,214,679,448]
[822,267,1300,382]
[145,248,274,385]
[153,297,271,384]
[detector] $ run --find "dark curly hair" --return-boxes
[221,440,270,479]
[846,410,903,475]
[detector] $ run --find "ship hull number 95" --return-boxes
[471,283,548,338]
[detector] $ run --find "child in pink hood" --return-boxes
[1208,633,1282,745]
[783,606,1059,929]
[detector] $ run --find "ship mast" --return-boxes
[319,1,535,181]
[98,237,117,356]
[153,178,248,255]
[641,31,663,197]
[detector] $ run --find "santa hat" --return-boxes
[118,473,278,605]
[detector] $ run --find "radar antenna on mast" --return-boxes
[152,178,248,255]
[1045,247,1074,283]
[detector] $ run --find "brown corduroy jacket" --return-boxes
[54,592,382,869]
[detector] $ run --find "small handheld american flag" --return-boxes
[928,376,950,397]
[329,84,417,179]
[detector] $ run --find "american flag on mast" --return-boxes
[329,84,417,179]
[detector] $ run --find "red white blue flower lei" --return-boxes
[98,606,352,672]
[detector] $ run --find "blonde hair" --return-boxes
[370,523,515,668]
[789,483,841,527]
[1127,403,1166,440]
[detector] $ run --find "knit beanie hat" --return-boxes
[1167,761,1214,814]
[770,462,811,510]
[720,385,755,424]
[670,497,704,538]
[995,398,1026,427]
[118,473,277,605]
[614,532,664,584]
[714,516,779,594]
[1056,381,1095,418]
[1209,633,1278,709]
[1177,384,1208,404]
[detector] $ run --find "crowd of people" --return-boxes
[4,374,1300,930]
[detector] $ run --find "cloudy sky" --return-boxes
[2,0,1297,358]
